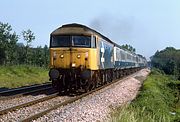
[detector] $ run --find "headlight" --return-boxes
[60,54,64,58]
[72,63,76,67]
[77,54,81,59]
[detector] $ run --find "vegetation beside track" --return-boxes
[0,65,49,88]
[111,69,180,122]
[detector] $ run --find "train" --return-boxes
[48,23,147,93]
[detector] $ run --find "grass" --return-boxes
[111,69,180,122]
[0,65,49,88]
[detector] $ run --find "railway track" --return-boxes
[0,92,59,115]
[19,71,139,122]
[0,70,142,122]
[0,82,52,98]
[0,86,54,101]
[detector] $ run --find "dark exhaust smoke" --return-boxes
[89,14,134,44]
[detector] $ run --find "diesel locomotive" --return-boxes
[49,23,147,92]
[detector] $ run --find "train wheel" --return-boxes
[84,82,90,92]
[89,79,96,91]
[103,71,108,85]
[116,70,120,79]
[90,72,98,90]
[59,75,68,95]
[52,80,57,89]
[80,79,90,92]
[95,72,101,87]
[80,79,88,86]
[107,70,113,83]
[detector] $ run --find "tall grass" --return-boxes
[111,69,180,122]
[0,65,49,88]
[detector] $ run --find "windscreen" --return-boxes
[51,35,91,48]
[51,35,71,47]
[72,36,91,47]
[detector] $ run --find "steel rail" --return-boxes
[0,92,59,115]
[20,70,140,122]
[0,82,51,96]
[0,86,53,101]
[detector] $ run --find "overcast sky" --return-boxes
[1,0,180,60]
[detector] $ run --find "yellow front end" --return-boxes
[49,48,98,70]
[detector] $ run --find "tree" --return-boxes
[121,44,136,53]
[16,44,26,64]
[32,45,49,67]
[0,47,5,64]
[0,22,49,67]
[151,47,180,79]
[43,45,49,67]
[0,22,18,65]
[22,29,35,64]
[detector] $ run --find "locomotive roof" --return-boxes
[60,24,134,53]
[51,23,145,60]
[52,23,115,45]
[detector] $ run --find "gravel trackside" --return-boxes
[35,69,150,122]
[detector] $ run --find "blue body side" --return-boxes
[139,63,145,67]
[99,40,114,69]
[115,61,135,69]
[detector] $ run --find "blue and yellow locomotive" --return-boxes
[49,23,147,92]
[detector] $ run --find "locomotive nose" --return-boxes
[51,49,89,69]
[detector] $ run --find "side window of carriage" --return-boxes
[91,36,96,48]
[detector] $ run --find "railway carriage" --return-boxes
[114,46,136,69]
[49,23,147,92]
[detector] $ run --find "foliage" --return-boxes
[22,29,35,64]
[22,29,35,47]
[0,65,49,88]
[151,47,180,80]
[0,22,18,65]
[0,21,49,67]
[121,44,136,53]
[111,69,180,122]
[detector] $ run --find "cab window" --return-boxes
[51,35,96,48]
[51,35,71,47]
[72,36,91,47]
